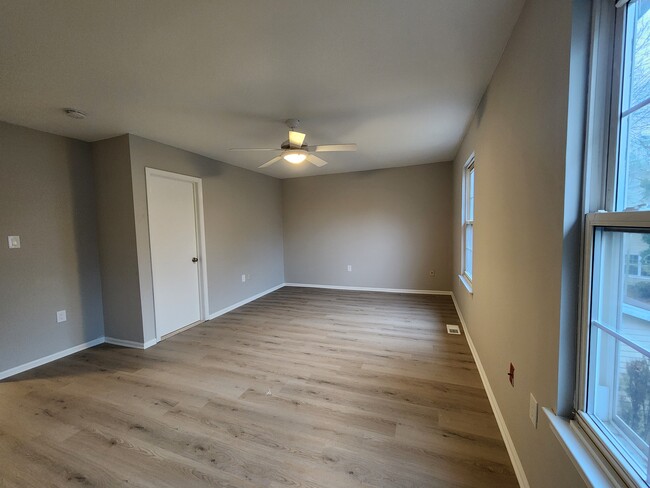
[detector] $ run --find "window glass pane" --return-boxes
[588,228,650,483]
[618,104,650,211]
[618,0,650,211]
[468,168,475,221]
[589,329,649,479]
[465,224,473,279]
[624,0,650,109]
[593,230,650,338]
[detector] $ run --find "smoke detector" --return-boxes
[63,108,87,119]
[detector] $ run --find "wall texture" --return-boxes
[92,135,144,343]
[282,163,453,291]
[128,135,285,343]
[451,0,587,486]
[0,122,104,372]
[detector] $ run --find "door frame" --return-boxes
[145,167,209,342]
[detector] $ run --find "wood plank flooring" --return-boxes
[0,287,518,487]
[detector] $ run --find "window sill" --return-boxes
[543,408,626,488]
[458,274,473,295]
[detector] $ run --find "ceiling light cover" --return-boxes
[284,151,307,164]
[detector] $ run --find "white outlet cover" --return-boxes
[347,265,352,272]
[8,236,20,249]
[446,324,461,335]
[56,310,67,323]
[241,274,246,282]
[529,393,538,428]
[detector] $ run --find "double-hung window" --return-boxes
[461,155,475,291]
[578,1,650,486]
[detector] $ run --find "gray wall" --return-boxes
[128,135,285,343]
[282,163,453,291]
[0,122,104,372]
[92,135,144,343]
[451,0,587,486]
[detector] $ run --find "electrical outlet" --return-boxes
[56,310,67,323]
[241,274,246,283]
[508,363,515,387]
[8,236,20,249]
[529,393,538,428]
[347,265,352,272]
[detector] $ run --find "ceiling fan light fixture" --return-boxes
[283,151,307,164]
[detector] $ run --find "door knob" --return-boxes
[192,257,198,263]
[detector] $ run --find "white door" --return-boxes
[147,170,203,338]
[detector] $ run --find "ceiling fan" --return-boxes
[230,119,357,168]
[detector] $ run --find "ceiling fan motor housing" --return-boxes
[285,118,300,130]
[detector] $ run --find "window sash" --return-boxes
[578,211,650,487]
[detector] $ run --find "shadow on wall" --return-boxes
[64,142,104,342]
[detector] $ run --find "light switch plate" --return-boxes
[8,236,20,249]
[241,274,246,282]
[56,310,67,323]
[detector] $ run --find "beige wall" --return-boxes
[128,135,285,343]
[0,122,104,372]
[451,0,587,486]
[92,135,144,343]
[283,163,453,291]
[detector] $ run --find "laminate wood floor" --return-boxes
[0,287,518,487]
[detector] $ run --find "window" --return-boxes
[578,1,650,486]
[461,155,475,291]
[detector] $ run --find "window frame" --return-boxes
[577,1,650,486]
[460,153,475,293]
[578,212,650,488]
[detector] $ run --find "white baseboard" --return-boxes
[208,283,285,320]
[0,336,105,381]
[284,282,452,295]
[104,337,157,349]
[450,292,529,488]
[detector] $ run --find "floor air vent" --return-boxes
[446,324,461,335]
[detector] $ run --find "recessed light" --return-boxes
[64,108,87,119]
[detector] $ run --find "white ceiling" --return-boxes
[0,0,524,178]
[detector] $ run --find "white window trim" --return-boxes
[458,273,473,295]
[460,153,475,294]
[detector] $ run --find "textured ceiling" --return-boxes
[0,0,524,178]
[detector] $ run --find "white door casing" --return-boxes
[146,168,208,339]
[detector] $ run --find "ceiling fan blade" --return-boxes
[306,154,328,167]
[230,148,282,151]
[308,144,357,152]
[289,131,306,149]
[259,156,283,168]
